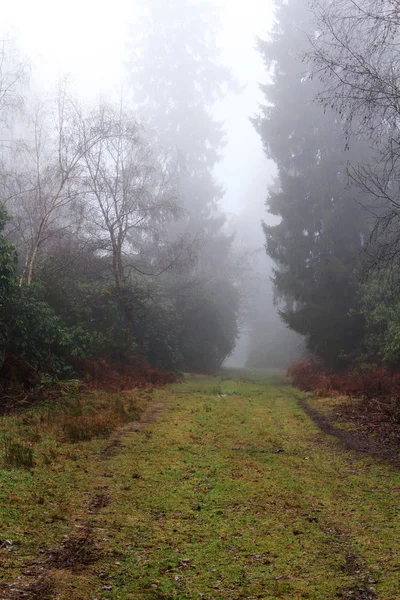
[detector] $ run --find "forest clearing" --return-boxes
[0,371,399,600]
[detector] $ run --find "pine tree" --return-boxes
[254,0,370,368]
[127,0,232,259]
[126,0,240,371]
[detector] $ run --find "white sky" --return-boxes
[1,0,276,213]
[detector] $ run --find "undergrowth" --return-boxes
[0,381,146,471]
[72,356,178,390]
[0,356,178,418]
[288,356,400,451]
[288,355,400,399]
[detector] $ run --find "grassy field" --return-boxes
[0,370,400,599]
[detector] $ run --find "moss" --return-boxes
[1,372,399,599]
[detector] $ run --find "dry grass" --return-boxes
[72,356,178,390]
[2,438,35,470]
[290,357,400,466]
[0,385,146,475]
[288,356,400,400]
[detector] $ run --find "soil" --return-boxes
[298,396,400,467]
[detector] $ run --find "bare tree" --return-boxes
[80,104,184,344]
[82,104,181,293]
[308,0,400,133]
[0,38,28,225]
[308,0,400,269]
[7,82,113,284]
[0,38,27,129]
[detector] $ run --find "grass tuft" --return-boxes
[2,437,35,470]
[60,413,114,443]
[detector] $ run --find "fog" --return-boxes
[0,0,305,376]
[2,0,274,215]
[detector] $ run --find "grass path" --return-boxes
[2,371,400,599]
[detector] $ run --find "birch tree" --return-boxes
[308,0,400,269]
[10,83,112,284]
[82,104,180,292]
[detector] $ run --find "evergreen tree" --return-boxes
[127,0,230,226]
[127,0,240,371]
[254,0,370,368]
[0,205,76,386]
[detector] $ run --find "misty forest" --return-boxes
[1,0,400,598]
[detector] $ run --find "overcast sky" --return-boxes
[2,0,276,214]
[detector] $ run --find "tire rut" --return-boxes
[298,396,400,467]
[0,401,166,600]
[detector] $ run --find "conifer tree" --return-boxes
[128,0,228,211]
[254,0,369,367]
[127,0,240,371]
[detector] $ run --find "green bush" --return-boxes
[0,205,78,386]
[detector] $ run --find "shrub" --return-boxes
[288,355,400,400]
[71,356,177,390]
[287,356,327,392]
[2,437,35,470]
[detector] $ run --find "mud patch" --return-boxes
[123,402,166,433]
[99,402,166,445]
[86,487,111,513]
[46,526,100,571]
[339,586,377,600]
[338,552,377,599]
[0,576,54,600]
[100,438,122,458]
[299,397,400,467]
[317,523,378,600]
